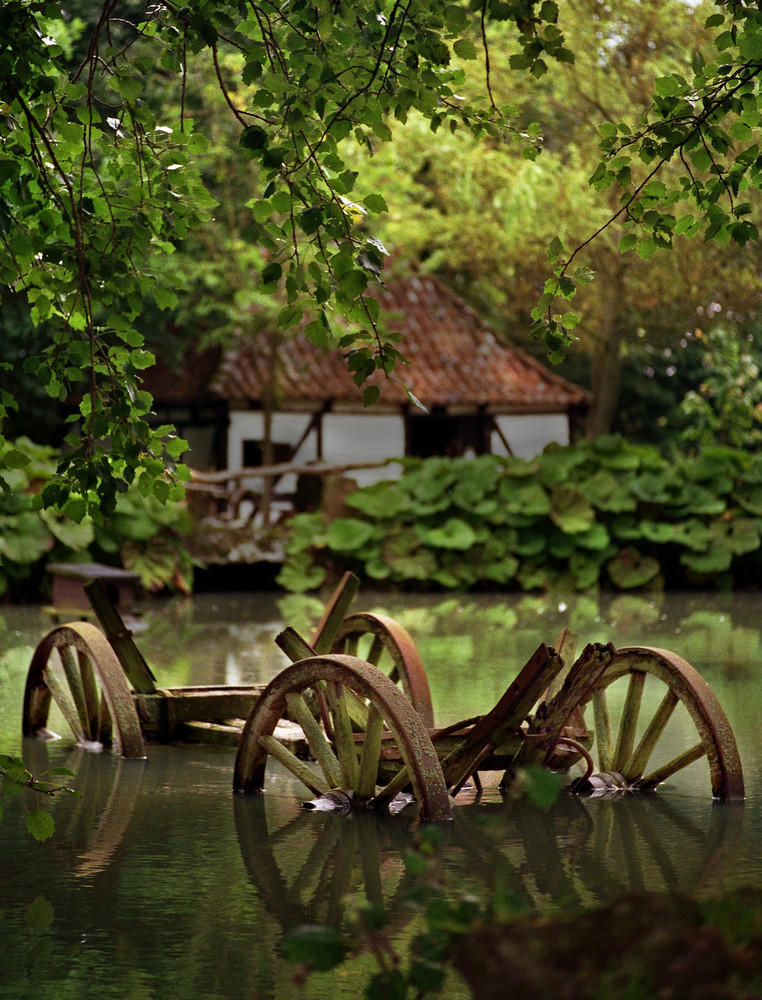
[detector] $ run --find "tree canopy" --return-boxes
[2,1,762,513]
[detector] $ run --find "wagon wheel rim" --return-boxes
[22,622,145,758]
[233,653,451,822]
[573,646,744,800]
[333,613,435,728]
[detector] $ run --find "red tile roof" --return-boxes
[212,274,589,413]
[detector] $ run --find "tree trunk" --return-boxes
[259,331,278,527]
[586,262,627,439]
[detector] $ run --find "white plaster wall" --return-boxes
[492,414,569,459]
[322,414,405,486]
[227,411,317,470]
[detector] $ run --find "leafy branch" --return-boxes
[0,753,79,843]
[532,3,762,354]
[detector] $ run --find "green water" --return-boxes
[1,590,761,999]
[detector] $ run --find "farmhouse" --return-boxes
[144,274,590,485]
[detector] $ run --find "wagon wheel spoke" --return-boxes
[285,692,343,788]
[366,635,386,668]
[372,763,413,810]
[639,742,707,789]
[235,654,451,822]
[234,793,415,933]
[23,623,145,758]
[575,646,744,800]
[44,654,84,740]
[626,689,679,779]
[97,693,113,746]
[357,705,385,799]
[591,689,613,772]
[333,614,435,728]
[611,670,646,774]
[59,645,90,737]
[78,647,101,741]
[258,734,330,797]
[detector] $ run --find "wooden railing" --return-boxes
[186,459,394,527]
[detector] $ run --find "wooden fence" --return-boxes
[185,459,394,528]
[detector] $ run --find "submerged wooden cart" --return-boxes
[22,573,745,822]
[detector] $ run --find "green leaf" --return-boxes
[415,517,477,550]
[41,509,94,549]
[26,809,56,843]
[409,960,446,994]
[323,517,376,552]
[619,233,638,253]
[363,385,381,407]
[453,38,477,60]
[260,262,282,285]
[239,125,268,152]
[366,970,407,1000]
[680,547,732,575]
[549,486,595,533]
[363,193,388,214]
[690,148,712,172]
[547,236,564,263]
[0,511,53,562]
[25,895,55,929]
[636,237,659,260]
[654,75,680,97]
[338,269,367,297]
[281,925,347,971]
[729,121,753,142]
[739,28,762,61]
[115,75,143,102]
[607,548,661,589]
[2,448,30,469]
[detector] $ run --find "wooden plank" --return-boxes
[156,686,261,725]
[533,642,616,735]
[512,642,615,770]
[84,579,156,693]
[463,643,565,752]
[276,627,315,662]
[436,644,563,786]
[310,572,360,653]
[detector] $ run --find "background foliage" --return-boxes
[0,437,193,600]
[4,1,762,521]
[278,436,762,593]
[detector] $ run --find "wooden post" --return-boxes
[84,579,157,694]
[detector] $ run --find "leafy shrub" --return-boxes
[278,437,762,592]
[0,438,193,599]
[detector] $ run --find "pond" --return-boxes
[1,587,761,999]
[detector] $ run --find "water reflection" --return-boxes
[234,796,417,932]
[13,741,748,914]
[21,741,145,879]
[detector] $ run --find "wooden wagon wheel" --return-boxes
[22,622,145,758]
[234,653,452,822]
[566,646,744,801]
[333,612,435,727]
